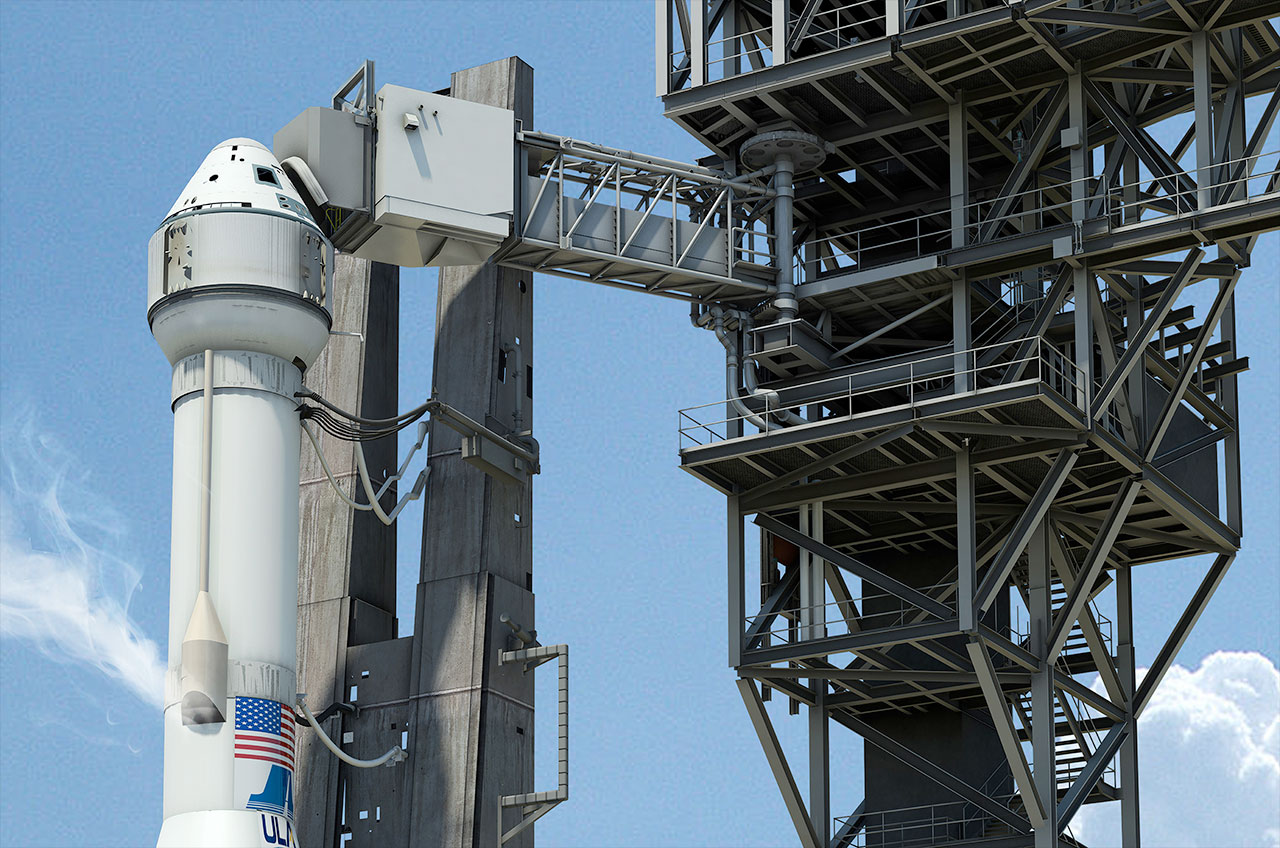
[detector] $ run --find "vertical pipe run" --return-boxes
[198,349,214,594]
[774,153,797,320]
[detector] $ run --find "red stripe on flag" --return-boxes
[235,742,290,755]
[235,751,293,770]
[237,731,292,745]
[235,737,294,760]
[235,744,293,766]
[236,741,293,757]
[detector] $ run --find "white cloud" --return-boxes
[1073,651,1280,847]
[0,415,165,708]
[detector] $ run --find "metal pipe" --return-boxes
[499,614,536,647]
[198,349,213,594]
[713,309,770,431]
[295,697,406,768]
[773,153,797,320]
[740,316,806,426]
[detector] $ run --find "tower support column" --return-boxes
[407,56,537,848]
[294,255,400,848]
[1118,564,1140,847]
[1030,523,1058,848]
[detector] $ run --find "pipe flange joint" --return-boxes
[739,129,831,173]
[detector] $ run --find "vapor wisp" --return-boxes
[0,413,165,708]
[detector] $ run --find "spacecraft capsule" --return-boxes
[151,138,329,847]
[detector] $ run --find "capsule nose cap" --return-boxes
[160,138,316,227]
[211,137,270,153]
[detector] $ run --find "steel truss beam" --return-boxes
[738,679,822,848]
[975,447,1082,613]
[754,514,953,618]
[1134,554,1235,717]
[1046,480,1142,662]
[968,637,1046,827]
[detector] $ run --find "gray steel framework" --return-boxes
[664,1,1277,845]
[289,3,1277,844]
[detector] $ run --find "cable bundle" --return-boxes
[295,389,430,442]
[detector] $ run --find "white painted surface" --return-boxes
[154,140,327,841]
[157,809,297,848]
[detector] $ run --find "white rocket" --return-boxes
[147,80,525,846]
[150,138,330,847]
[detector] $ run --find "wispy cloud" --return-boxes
[1074,650,1280,847]
[0,409,165,708]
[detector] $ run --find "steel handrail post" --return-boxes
[671,176,678,266]
[726,189,734,278]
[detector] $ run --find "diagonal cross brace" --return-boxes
[977,85,1070,245]
[1135,554,1234,717]
[1085,78,1198,206]
[975,447,1082,614]
[755,514,953,619]
[737,679,822,848]
[1091,248,1203,420]
[997,265,1075,385]
[1057,722,1128,829]
[786,0,825,54]
[1047,479,1142,662]
[1143,273,1242,463]
[745,566,801,651]
[1047,527,1125,704]
[967,637,1046,827]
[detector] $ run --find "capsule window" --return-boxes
[253,165,280,187]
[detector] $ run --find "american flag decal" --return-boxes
[234,697,295,771]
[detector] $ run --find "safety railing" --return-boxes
[799,149,1280,284]
[678,335,1084,448]
[659,0,1025,95]
[1104,148,1280,225]
[1008,599,1113,661]
[746,581,952,643]
[835,792,1022,847]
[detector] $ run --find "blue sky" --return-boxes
[0,3,1276,847]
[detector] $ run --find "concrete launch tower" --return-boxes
[148,3,1280,846]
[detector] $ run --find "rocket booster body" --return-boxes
[149,139,331,847]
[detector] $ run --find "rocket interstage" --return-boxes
[151,138,329,848]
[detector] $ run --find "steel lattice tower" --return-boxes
[660,1,1279,845]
